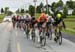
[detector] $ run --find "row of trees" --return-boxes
[15,0,75,17]
[0,7,13,16]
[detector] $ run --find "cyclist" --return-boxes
[31,16,38,28]
[30,16,38,41]
[16,15,20,28]
[12,15,16,28]
[37,11,48,46]
[53,12,66,42]
[25,14,31,27]
[46,15,54,38]
[25,14,31,39]
[38,11,48,29]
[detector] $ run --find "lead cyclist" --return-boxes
[53,12,66,43]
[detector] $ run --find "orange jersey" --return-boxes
[38,13,48,22]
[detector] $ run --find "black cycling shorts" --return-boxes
[38,22,45,28]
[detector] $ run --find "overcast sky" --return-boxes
[0,0,74,12]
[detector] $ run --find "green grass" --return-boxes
[0,14,6,22]
[64,21,75,29]
[35,13,40,19]
[63,18,75,35]
[62,29,75,35]
[67,15,75,18]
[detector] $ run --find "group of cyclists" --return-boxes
[12,11,66,46]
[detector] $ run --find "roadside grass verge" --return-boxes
[0,14,6,22]
[62,28,75,35]
[63,18,75,35]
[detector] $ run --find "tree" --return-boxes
[63,5,68,18]
[66,0,73,9]
[36,2,43,13]
[5,7,9,14]
[25,10,29,13]
[1,8,4,13]
[7,11,13,16]
[72,8,75,15]
[29,5,35,16]
[16,9,20,13]
[57,0,63,7]
[36,6,41,13]
[21,8,24,13]
[51,2,57,15]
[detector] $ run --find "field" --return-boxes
[0,14,6,22]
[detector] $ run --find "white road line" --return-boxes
[17,42,21,52]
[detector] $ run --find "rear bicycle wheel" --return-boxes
[49,30,52,40]
[32,31,35,42]
[41,32,46,46]
[42,37,46,46]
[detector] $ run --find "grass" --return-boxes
[0,14,6,22]
[67,15,75,18]
[35,13,40,19]
[62,29,75,35]
[62,18,75,35]
[64,21,75,29]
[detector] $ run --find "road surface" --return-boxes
[0,22,75,52]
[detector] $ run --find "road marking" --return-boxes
[17,42,21,52]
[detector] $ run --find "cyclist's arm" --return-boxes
[62,19,66,29]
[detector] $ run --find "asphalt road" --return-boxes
[0,22,75,52]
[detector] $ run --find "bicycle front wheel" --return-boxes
[58,32,62,45]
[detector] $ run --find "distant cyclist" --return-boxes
[12,15,16,28]
[25,14,31,39]
[31,16,38,28]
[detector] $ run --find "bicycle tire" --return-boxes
[59,32,62,45]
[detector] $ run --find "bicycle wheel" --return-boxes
[32,30,35,42]
[49,29,52,40]
[26,27,29,39]
[42,37,46,46]
[54,29,58,43]
[58,31,62,45]
[41,31,46,46]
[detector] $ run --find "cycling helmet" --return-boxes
[56,13,62,19]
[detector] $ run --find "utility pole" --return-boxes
[33,0,37,17]
[46,0,48,14]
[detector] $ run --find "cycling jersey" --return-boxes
[38,13,48,23]
[25,15,31,24]
[53,18,63,26]
[37,13,48,28]
[31,16,38,28]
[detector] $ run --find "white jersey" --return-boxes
[48,16,54,23]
